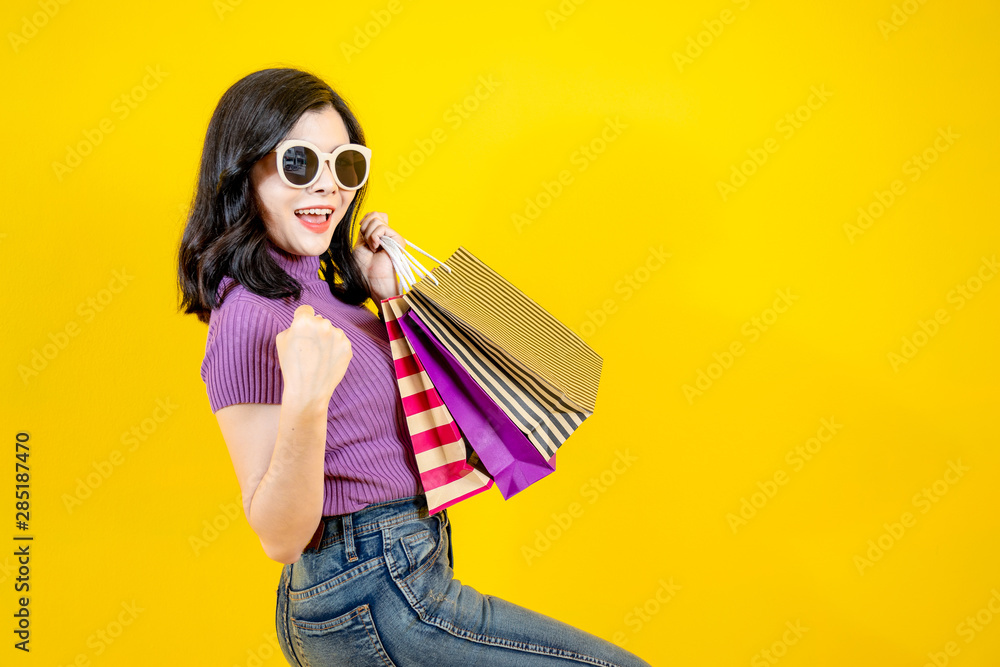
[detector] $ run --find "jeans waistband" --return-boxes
[302,495,431,555]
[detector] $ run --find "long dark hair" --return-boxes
[176,67,371,324]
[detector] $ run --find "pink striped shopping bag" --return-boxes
[381,295,494,514]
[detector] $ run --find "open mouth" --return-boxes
[294,208,333,225]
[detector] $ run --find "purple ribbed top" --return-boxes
[200,238,422,516]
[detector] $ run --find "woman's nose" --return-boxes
[311,158,338,192]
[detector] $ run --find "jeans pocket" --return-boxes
[387,511,458,622]
[400,526,436,573]
[290,603,397,667]
[392,512,445,582]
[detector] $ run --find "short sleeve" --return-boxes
[200,299,285,413]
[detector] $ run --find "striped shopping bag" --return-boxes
[396,305,558,498]
[401,246,603,464]
[381,294,493,514]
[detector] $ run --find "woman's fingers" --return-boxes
[358,211,404,252]
[360,211,387,232]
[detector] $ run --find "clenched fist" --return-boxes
[275,304,352,407]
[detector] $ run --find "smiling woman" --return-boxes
[175,67,651,667]
[248,106,368,271]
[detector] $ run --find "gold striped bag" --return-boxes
[400,247,603,461]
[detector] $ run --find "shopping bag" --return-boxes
[401,246,603,462]
[381,294,493,514]
[391,302,557,499]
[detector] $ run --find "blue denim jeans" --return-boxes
[274,495,653,667]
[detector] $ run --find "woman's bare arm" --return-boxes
[215,394,328,564]
[213,303,353,564]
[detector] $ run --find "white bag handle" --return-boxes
[379,236,451,295]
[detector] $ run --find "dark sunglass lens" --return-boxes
[281,145,318,185]
[335,149,367,188]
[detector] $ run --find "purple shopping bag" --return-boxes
[397,308,557,499]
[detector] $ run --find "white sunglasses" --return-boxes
[271,139,372,190]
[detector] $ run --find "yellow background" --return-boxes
[3,0,998,664]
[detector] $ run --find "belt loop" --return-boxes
[343,513,358,562]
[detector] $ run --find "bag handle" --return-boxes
[380,236,451,294]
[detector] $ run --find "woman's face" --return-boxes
[251,106,357,257]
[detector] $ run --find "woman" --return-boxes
[177,67,652,667]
